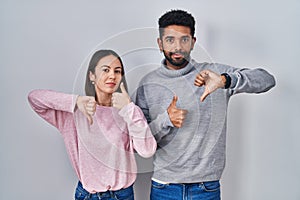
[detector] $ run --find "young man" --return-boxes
[135,10,276,199]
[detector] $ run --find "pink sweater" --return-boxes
[28,89,156,193]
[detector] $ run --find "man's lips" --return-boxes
[171,53,184,59]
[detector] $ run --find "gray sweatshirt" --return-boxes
[135,59,275,183]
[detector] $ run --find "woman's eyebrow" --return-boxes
[99,65,110,68]
[99,65,122,70]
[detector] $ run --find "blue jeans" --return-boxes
[150,180,221,200]
[75,181,134,200]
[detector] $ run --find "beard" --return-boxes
[163,50,191,68]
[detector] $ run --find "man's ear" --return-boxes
[191,37,196,50]
[157,37,163,52]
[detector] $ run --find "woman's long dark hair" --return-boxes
[85,49,128,98]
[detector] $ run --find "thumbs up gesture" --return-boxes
[112,82,131,110]
[167,95,188,128]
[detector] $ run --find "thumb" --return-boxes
[120,82,127,94]
[83,112,93,125]
[87,115,93,125]
[89,96,96,102]
[200,87,210,102]
[170,95,178,107]
[201,70,209,78]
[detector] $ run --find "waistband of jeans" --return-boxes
[151,178,219,185]
[77,181,133,195]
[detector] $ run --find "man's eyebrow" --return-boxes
[164,35,190,38]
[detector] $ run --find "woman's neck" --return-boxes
[96,93,112,107]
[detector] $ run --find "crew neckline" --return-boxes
[159,59,196,77]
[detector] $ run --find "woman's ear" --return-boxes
[89,71,95,82]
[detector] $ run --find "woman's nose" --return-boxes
[108,71,116,79]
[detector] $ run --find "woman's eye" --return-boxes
[115,70,122,74]
[103,68,110,73]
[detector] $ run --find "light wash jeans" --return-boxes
[75,181,134,200]
[150,180,221,200]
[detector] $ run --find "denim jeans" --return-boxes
[150,180,221,200]
[75,181,134,200]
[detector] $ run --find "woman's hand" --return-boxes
[76,96,96,124]
[112,82,131,110]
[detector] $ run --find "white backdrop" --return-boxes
[1,0,299,200]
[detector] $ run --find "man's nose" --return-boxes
[174,39,182,51]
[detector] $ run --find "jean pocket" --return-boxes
[151,180,167,189]
[202,180,220,192]
[74,185,89,200]
[74,192,88,200]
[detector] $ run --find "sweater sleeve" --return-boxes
[119,102,157,158]
[135,84,174,143]
[27,89,78,132]
[214,63,276,95]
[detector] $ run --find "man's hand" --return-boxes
[194,69,225,102]
[76,96,96,125]
[167,95,188,128]
[112,82,131,110]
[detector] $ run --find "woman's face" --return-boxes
[89,55,123,95]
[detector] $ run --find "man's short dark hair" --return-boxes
[158,9,195,38]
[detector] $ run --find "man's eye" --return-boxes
[182,38,190,43]
[166,38,174,43]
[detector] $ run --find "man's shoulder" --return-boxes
[192,60,212,68]
[192,60,231,72]
[139,67,161,83]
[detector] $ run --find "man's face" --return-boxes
[158,25,196,70]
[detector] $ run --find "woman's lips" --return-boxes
[106,83,116,87]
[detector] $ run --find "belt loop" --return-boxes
[110,190,117,199]
[182,184,186,200]
[86,193,92,200]
[198,182,203,189]
[96,192,102,200]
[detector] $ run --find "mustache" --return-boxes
[169,51,188,56]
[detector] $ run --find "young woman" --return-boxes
[28,49,157,200]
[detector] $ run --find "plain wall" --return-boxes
[1,0,299,200]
